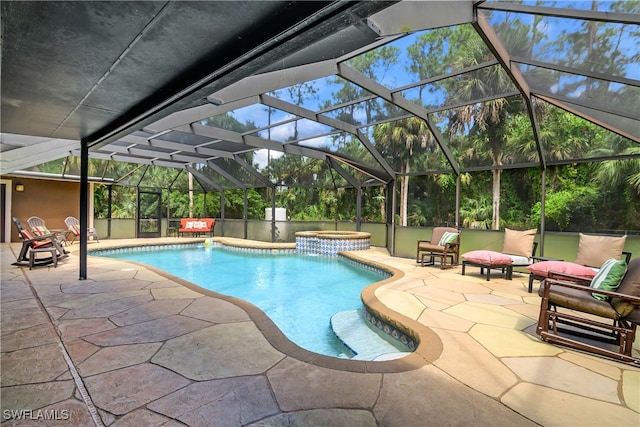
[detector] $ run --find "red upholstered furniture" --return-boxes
[527,233,631,293]
[461,228,538,281]
[178,218,216,237]
[461,250,517,281]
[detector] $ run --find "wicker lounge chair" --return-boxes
[537,256,640,365]
[416,227,460,269]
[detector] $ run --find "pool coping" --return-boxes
[87,237,442,373]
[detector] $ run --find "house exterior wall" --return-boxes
[8,178,80,242]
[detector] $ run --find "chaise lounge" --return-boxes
[461,228,537,281]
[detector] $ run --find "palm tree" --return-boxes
[441,23,532,229]
[373,117,435,226]
[591,145,640,195]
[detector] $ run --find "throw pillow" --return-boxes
[462,250,512,266]
[590,258,627,301]
[574,233,626,268]
[502,228,537,258]
[527,261,597,280]
[438,232,458,247]
[70,224,81,235]
[20,229,36,240]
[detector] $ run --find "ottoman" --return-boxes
[461,250,513,281]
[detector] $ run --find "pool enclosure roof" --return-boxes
[1,1,639,191]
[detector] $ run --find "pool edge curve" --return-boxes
[87,238,443,373]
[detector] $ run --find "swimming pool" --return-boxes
[97,244,398,357]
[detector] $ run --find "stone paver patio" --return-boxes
[1,238,638,426]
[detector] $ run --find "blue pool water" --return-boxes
[99,245,389,357]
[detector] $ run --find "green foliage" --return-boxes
[531,187,599,232]
[460,195,492,229]
[361,187,386,223]
[95,185,136,219]
[221,189,268,219]
[167,191,191,218]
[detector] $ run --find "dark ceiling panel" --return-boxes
[81,1,395,147]
[0,0,344,142]
[81,2,294,115]
[1,1,166,139]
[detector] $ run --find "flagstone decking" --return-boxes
[1,238,638,426]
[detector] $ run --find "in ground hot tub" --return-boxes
[296,231,371,256]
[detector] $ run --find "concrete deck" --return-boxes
[1,238,639,426]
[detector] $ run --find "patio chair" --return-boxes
[12,217,68,268]
[416,227,460,269]
[64,216,99,243]
[536,256,640,365]
[527,233,631,293]
[461,228,538,281]
[27,215,69,244]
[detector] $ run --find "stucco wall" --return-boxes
[8,178,80,242]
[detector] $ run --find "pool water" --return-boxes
[101,245,389,357]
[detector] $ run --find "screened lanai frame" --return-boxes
[94,8,636,197]
[3,1,638,278]
[16,4,638,179]
[91,8,634,154]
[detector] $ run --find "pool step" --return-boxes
[330,310,411,361]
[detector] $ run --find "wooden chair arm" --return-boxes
[542,277,640,303]
[547,270,593,284]
[25,233,56,243]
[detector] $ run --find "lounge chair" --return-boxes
[537,256,640,365]
[527,233,631,293]
[461,228,538,281]
[64,216,99,243]
[416,227,460,269]
[12,217,68,268]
